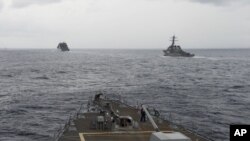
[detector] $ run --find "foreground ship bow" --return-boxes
[55,93,210,141]
[163,36,194,57]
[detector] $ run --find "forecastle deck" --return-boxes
[56,95,210,141]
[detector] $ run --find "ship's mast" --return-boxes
[170,35,178,46]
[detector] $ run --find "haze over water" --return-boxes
[0,49,250,141]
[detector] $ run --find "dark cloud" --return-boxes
[188,0,250,5]
[11,0,63,8]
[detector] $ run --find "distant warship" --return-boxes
[57,42,70,51]
[163,36,194,57]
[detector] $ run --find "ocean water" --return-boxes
[0,49,250,141]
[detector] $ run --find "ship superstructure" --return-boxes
[57,42,70,51]
[163,36,194,57]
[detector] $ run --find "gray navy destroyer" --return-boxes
[163,36,194,57]
[54,93,211,141]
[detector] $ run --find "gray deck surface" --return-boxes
[58,99,209,141]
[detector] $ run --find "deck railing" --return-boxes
[53,103,85,141]
[53,92,213,141]
[103,93,213,141]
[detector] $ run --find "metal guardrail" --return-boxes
[104,93,213,141]
[53,93,214,141]
[53,103,85,141]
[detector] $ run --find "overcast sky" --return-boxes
[0,0,249,49]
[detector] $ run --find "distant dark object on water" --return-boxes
[57,42,70,51]
[163,36,194,57]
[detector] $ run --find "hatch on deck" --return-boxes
[119,116,133,127]
[150,132,191,141]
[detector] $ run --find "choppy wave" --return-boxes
[32,75,50,80]
[0,49,250,141]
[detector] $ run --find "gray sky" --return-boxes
[0,0,249,49]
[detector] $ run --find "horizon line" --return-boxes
[1,47,250,50]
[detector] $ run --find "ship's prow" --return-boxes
[55,93,210,141]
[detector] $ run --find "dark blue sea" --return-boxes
[0,49,250,141]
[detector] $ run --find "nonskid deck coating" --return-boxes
[58,99,209,141]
